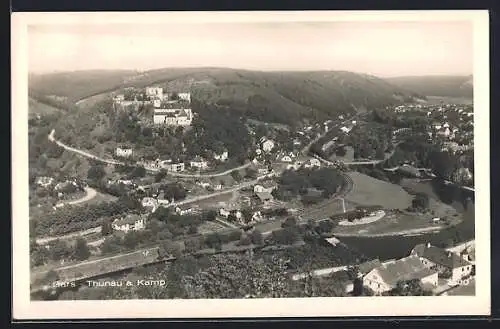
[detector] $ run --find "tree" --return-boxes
[231,170,242,182]
[158,240,183,259]
[244,168,258,179]
[412,193,430,211]
[47,239,73,261]
[73,238,91,261]
[281,217,297,229]
[335,146,347,157]
[204,210,217,221]
[241,208,254,223]
[101,219,113,236]
[250,229,264,245]
[430,151,459,180]
[123,231,141,249]
[238,233,252,246]
[129,166,146,179]
[155,169,167,183]
[87,165,106,181]
[205,233,223,250]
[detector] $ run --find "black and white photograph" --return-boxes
[12,10,490,319]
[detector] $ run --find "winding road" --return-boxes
[49,129,251,178]
[55,186,97,207]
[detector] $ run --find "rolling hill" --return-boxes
[386,75,473,98]
[29,68,423,125]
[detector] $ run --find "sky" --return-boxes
[28,21,473,77]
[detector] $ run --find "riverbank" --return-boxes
[334,225,442,238]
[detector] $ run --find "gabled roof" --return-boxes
[372,256,437,287]
[412,244,471,269]
[114,214,142,226]
[255,191,274,202]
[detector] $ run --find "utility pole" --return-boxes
[342,198,346,213]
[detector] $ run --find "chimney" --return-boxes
[426,242,431,248]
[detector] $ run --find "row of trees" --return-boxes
[32,196,142,237]
[30,238,91,268]
[273,167,344,201]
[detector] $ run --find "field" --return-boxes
[188,191,237,209]
[197,220,227,234]
[299,198,358,222]
[345,172,413,209]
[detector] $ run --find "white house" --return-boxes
[214,151,229,162]
[340,126,351,134]
[363,256,438,295]
[213,184,223,191]
[219,208,230,218]
[112,214,145,233]
[252,211,264,222]
[153,108,193,126]
[304,158,321,168]
[190,157,209,170]
[115,147,133,158]
[261,138,275,152]
[153,99,162,108]
[177,92,191,102]
[141,197,159,212]
[145,87,163,99]
[35,176,54,188]
[410,243,473,284]
[161,161,185,173]
[253,181,277,194]
[113,94,125,103]
[255,148,262,156]
[175,206,193,215]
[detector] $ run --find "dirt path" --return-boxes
[55,187,97,207]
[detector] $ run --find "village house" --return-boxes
[213,183,223,191]
[219,208,230,218]
[35,176,54,188]
[190,157,209,170]
[196,180,211,189]
[253,180,277,194]
[340,126,351,134]
[260,137,275,153]
[153,108,193,126]
[252,211,264,222]
[255,191,274,205]
[177,92,191,102]
[304,158,321,169]
[213,150,229,162]
[115,146,133,158]
[280,154,293,162]
[410,243,473,283]
[113,94,125,103]
[112,214,145,233]
[363,256,438,295]
[141,197,159,213]
[175,206,194,216]
[163,162,186,172]
[145,87,164,100]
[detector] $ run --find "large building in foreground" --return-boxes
[153,108,193,126]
